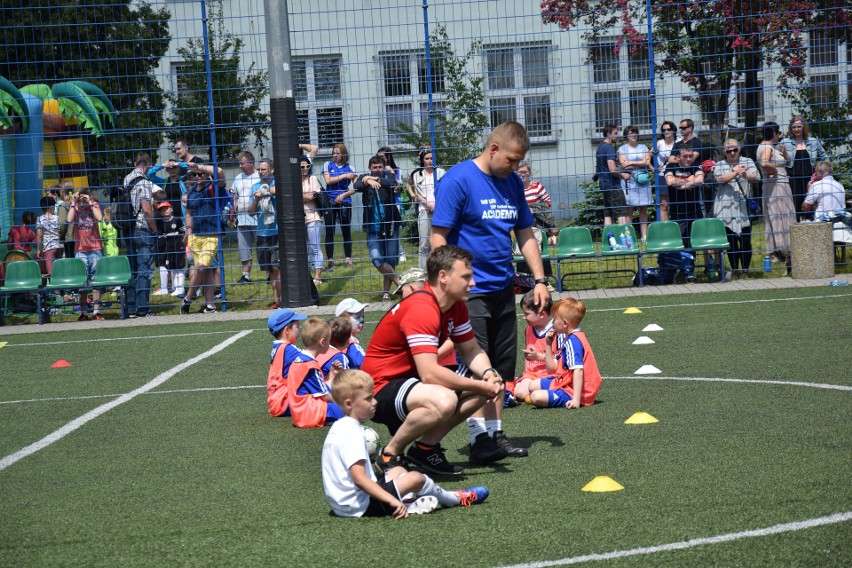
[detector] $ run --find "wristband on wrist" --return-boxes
[534,278,549,285]
[483,367,500,378]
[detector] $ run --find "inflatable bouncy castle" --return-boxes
[0,76,115,236]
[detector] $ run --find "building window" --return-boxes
[809,30,838,68]
[589,38,651,136]
[380,51,445,145]
[736,80,765,124]
[594,91,621,131]
[484,42,554,141]
[172,63,195,102]
[590,42,619,83]
[628,89,651,129]
[811,74,839,106]
[292,56,344,149]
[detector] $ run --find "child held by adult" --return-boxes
[510,290,554,404]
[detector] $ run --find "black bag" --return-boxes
[313,188,330,211]
[112,174,145,236]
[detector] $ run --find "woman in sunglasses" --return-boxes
[712,139,761,277]
[655,121,677,221]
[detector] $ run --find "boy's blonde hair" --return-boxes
[331,369,374,407]
[551,297,586,326]
[329,316,352,346]
[300,317,330,349]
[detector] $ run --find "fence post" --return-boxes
[264,0,313,306]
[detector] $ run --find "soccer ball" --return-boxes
[362,426,380,459]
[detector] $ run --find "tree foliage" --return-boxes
[1,0,171,188]
[780,84,852,155]
[541,0,850,149]
[392,25,489,169]
[165,0,268,162]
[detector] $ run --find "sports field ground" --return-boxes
[1,285,850,567]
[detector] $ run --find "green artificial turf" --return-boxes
[1,287,850,567]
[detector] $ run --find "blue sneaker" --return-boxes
[455,485,489,507]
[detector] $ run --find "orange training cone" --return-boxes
[51,360,72,368]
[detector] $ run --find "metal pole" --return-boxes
[199,0,228,310]
[645,0,660,221]
[422,0,437,162]
[264,0,313,306]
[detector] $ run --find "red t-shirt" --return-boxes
[72,204,103,253]
[361,284,476,393]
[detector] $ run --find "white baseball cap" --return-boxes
[335,298,367,317]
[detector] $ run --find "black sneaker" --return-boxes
[198,305,217,314]
[374,448,407,474]
[494,430,528,457]
[406,442,464,475]
[180,301,191,314]
[469,432,508,464]
[237,273,251,284]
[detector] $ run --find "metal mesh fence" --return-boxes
[1,0,850,316]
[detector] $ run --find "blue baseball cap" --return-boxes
[267,308,307,336]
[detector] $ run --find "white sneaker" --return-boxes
[399,252,407,263]
[170,287,186,297]
[152,288,168,296]
[406,495,438,515]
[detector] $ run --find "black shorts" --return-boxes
[601,183,629,217]
[362,477,400,517]
[256,235,279,271]
[374,378,420,436]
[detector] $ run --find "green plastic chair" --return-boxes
[44,258,89,292]
[0,260,45,324]
[690,218,730,281]
[91,256,132,319]
[556,227,596,259]
[690,218,730,251]
[554,227,597,291]
[645,221,685,253]
[600,224,640,256]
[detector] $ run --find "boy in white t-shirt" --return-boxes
[321,370,488,518]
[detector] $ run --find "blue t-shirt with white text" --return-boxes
[431,160,535,293]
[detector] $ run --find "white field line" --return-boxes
[589,292,852,313]
[2,329,260,348]
[494,511,852,568]
[0,385,264,405]
[3,375,848,407]
[0,330,253,472]
[606,376,852,392]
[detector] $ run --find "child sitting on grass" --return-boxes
[286,317,344,428]
[322,369,488,518]
[266,308,308,417]
[510,290,554,404]
[514,297,601,409]
[316,316,353,380]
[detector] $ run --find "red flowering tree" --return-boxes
[541,0,850,151]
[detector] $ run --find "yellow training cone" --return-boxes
[624,412,659,425]
[623,307,642,314]
[582,476,624,492]
[0,342,7,349]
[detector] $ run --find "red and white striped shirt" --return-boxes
[524,180,551,207]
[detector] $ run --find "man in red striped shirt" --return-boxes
[361,246,505,476]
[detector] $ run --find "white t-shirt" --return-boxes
[321,415,375,517]
[804,175,846,217]
[232,171,261,227]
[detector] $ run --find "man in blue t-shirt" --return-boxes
[431,121,550,464]
[595,124,629,225]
